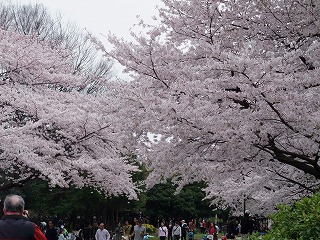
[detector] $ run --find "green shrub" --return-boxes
[143,223,156,234]
[262,192,320,240]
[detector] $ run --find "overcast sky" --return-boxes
[8,0,163,78]
[10,0,162,41]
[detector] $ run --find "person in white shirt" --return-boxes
[172,222,181,240]
[158,222,168,240]
[95,223,110,240]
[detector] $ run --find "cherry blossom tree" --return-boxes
[0,2,114,93]
[0,28,138,199]
[102,0,320,214]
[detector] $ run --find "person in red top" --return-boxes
[208,222,215,235]
[0,194,47,240]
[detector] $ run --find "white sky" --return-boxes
[8,0,164,78]
[8,0,163,78]
[9,0,162,44]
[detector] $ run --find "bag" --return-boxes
[206,235,213,240]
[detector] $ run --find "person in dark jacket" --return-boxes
[240,211,253,239]
[79,221,93,240]
[0,194,46,240]
[45,220,59,240]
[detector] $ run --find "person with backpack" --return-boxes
[181,221,188,240]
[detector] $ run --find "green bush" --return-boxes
[143,223,156,234]
[261,192,320,240]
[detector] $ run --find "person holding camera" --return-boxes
[0,194,47,240]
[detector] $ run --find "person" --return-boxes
[214,224,219,235]
[208,222,217,240]
[0,194,47,240]
[123,220,132,240]
[95,223,110,240]
[129,218,139,240]
[240,211,253,239]
[158,222,168,240]
[92,222,99,240]
[45,220,59,240]
[198,219,202,234]
[114,222,123,240]
[181,220,188,240]
[60,226,68,238]
[172,221,181,240]
[167,221,173,240]
[225,218,237,239]
[39,221,47,234]
[187,221,194,233]
[58,228,66,240]
[79,221,93,240]
[187,221,194,240]
[208,222,215,235]
[131,219,146,240]
[201,220,206,234]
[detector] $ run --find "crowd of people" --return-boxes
[0,195,151,240]
[0,194,261,240]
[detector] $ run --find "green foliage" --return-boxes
[142,223,156,234]
[262,192,320,240]
[145,181,219,221]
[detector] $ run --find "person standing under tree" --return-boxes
[123,220,132,240]
[129,218,139,240]
[172,222,181,240]
[240,211,253,240]
[114,222,123,240]
[0,194,47,240]
[95,223,110,240]
[131,219,146,240]
[45,220,59,240]
[79,221,93,240]
[158,222,168,240]
[92,222,99,240]
[167,221,173,240]
[181,220,188,240]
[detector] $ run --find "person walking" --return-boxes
[95,223,110,240]
[0,194,47,240]
[158,222,168,240]
[131,219,146,240]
